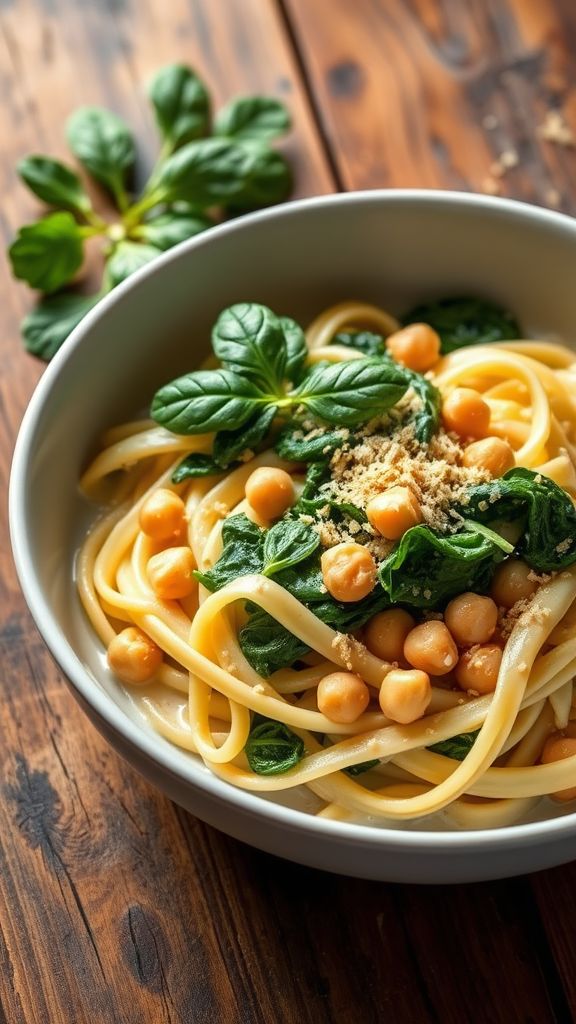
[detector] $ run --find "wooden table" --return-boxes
[2,2,576,1021]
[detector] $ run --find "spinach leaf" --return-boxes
[9,212,85,293]
[295,359,409,426]
[245,717,304,775]
[262,520,320,577]
[333,330,386,356]
[212,303,287,392]
[213,405,277,468]
[214,97,290,142]
[150,137,283,208]
[402,296,521,354]
[227,144,291,209]
[66,107,135,208]
[151,369,268,434]
[461,468,576,571]
[148,64,210,152]
[406,372,441,444]
[22,291,100,359]
[428,730,480,760]
[104,241,162,288]
[135,208,213,250]
[275,426,348,462]
[378,523,509,609]
[280,316,308,383]
[17,156,92,216]
[171,454,223,482]
[239,610,310,676]
[344,759,380,776]
[195,514,264,591]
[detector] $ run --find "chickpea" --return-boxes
[444,592,498,646]
[491,559,537,609]
[107,626,162,684]
[386,323,441,372]
[364,608,416,662]
[321,542,377,602]
[317,671,370,723]
[540,734,576,802]
[245,467,295,521]
[404,621,458,676]
[366,486,422,540]
[455,644,503,694]
[462,437,515,477]
[442,388,491,439]
[147,546,196,600]
[139,488,187,542]
[379,668,432,724]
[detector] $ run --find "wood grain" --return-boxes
[2,0,576,1021]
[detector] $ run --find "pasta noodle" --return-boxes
[77,297,576,830]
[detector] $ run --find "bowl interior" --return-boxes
[13,191,576,835]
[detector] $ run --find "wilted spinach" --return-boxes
[402,296,521,354]
[245,716,304,775]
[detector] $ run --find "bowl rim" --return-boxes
[10,187,576,851]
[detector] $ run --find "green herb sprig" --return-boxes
[9,64,292,360]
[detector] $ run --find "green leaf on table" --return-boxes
[149,138,255,207]
[9,212,84,292]
[228,144,292,209]
[245,717,304,775]
[213,404,277,467]
[294,358,409,426]
[22,291,100,359]
[135,208,213,250]
[262,519,320,577]
[402,296,521,354]
[148,64,210,151]
[66,107,135,207]
[17,156,93,216]
[212,303,287,392]
[104,241,162,288]
[151,368,268,435]
[214,96,290,142]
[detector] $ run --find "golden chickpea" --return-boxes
[540,734,576,802]
[139,488,187,542]
[386,323,441,372]
[379,668,431,724]
[107,626,162,684]
[147,546,196,600]
[442,388,491,439]
[455,644,503,694]
[317,671,370,723]
[245,467,295,521]
[404,621,458,676]
[321,542,377,602]
[462,437,515,477]
[366,486,423,540]
[491,559,537,609]
[364,608,416,662]
[444,592,498,646]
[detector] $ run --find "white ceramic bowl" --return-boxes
[10,190,576,883]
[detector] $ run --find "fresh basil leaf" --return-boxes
[239,610,310,676]
[402,296,521,354]
[294,359,409,426]
[104,241,162,288]
[214,96,290,142]
[17,156,92,215]
[148,64,210,151]
[212,303,287,392]
[136,209,213,250]
[195,514,264,591]
[66,107,135,207]
[461,468,576,571]
[245,717,304,775]
[9,212,84,293]
[150,138,260,207]
[213,405,277,467]
[21,291,100,359]
[344,759,380,776]
[171,453,223,482]
[228,144,291,209]
[151,369,268,434]
[405,372,441,444]
[280,316,308,383]
[262,520,320,577]
[333,330,386,356]
[379,523,508,609]
[428,730,480,760]
[275,426,348,462]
